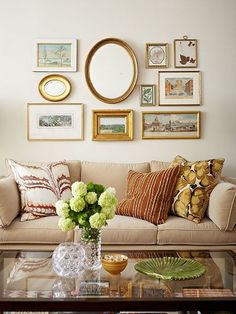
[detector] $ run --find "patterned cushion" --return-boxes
[8,160,72,221]
[170,155,225,223]
[116,166,180,225]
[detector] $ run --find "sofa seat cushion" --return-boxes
[0,216,73,244]
[81,161,150,201]
[74,215,157,245]
[157,216,236,245]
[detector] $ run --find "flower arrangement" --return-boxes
[55,181,118,233]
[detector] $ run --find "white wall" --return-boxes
[0,0,235,176]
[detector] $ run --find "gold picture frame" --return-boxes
[158,71,201,106]
[27,103,84,141]
[142,111,200,139]
[146,43,169,68]
[92,110,133,141]
[140,84,156,106]
[38,74,71,102]
[174,37,198,68]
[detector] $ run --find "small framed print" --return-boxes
[33,39,77,72]
[140,85,156,106]
[158,71,201,106]
[146,43,168,68]
[92,110,133,141]
[174,37,197,68]
[27,103,83,141]
[142,111,200,139]
[38,74,71,101]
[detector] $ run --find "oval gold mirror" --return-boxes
[85,38,138,104]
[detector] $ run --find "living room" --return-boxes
[0,0,235,313]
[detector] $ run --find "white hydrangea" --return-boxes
[55,200,69,218]
[58,217,76,232]
[70,197,85,212]
[89,212,106,229]
[71,181,87,197]
[101,206,116,220]
[85,192,97,204]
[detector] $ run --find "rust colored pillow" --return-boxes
[116,166,180,225]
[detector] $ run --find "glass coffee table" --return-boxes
[0,249,235,312]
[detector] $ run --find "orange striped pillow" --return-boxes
[116,166,180,225]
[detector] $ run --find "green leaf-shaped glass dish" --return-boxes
[134,257,206,280]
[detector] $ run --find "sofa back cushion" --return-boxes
[116,166,180,225]
[207,182,236,231]
[8,160,72,221]
[150,160,170,172]
[81,161,150,201]
[66,160,81,183]
[0,176,20,227]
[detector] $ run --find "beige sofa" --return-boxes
[0,160,236,252]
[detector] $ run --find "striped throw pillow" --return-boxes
[116,166,180,225]
[8,160,72,221]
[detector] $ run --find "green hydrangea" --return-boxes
[55,200,69,218]
[70,197,85,212]
[85,192,97,204]
[72,181,87,197]
[101,207,116,220]
[89,213,106,229]
[58,218,76,232]
[98,189,118,209]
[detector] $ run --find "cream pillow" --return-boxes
[207,182,236,231]
[0,176,20,227]
[8,159,72,221]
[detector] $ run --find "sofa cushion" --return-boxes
[66,160,81,183]
[74,215,157,244]
[150,160,170,172]
[81,161,150,201]
[157,216,236,245]
[206,182,236,231]
[8,159,72,221]
[170,155,225,223]
[0,176,20,227]
[116,166,180,225]
[0,216,73,244]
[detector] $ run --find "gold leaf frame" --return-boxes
[92,109,133,141]
[146,43,169,68]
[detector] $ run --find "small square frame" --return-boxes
[140,84,156,106]
[27,103,84,141]
[92,110,133,141]
[174,37,197,68]
[146,43,169,68]
[33,39,77,72]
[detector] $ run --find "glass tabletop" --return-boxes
[0,249,235,312]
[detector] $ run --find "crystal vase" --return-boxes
[80,227,102,270]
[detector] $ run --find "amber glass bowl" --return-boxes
[102,254,128,275]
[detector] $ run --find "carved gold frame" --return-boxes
[92,109,133,141]
[146,43,169,68]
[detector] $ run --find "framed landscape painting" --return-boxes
[174,38,197,68]
[27,103,83,141]
[140,84,156,106]
[146,43,168,68]
[142,111,200,139]
[33,39,77,71]
[92,110,133,141]
[158,71,201,106]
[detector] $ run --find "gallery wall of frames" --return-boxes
[29,36,201,142]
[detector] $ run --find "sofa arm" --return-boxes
[0,176,20,228]
[206,181,236,231]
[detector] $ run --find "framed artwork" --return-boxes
[33,39,77,72]
[174,37,197,68]
[92,110,133,141]
[27,103,84,141]
[142,111,200,139]
[146,43,168,68]
[140,84,156,106]
[158,71,201,106]
[38,74,71,102]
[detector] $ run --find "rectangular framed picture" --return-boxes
[158,71,201,106]
[140,84,156,106]
[27,103,83,141]
[92,110,133,141]
[146,43,168,68]
[33,39,77,71]
[174,38,197,68]
[142,111,200,139]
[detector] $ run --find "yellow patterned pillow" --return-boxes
[170,155,225,223]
